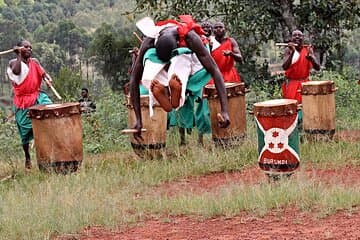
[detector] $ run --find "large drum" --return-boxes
[301,80,336,140]
[28,102,83,173]
[126,95,167,158]
[253,99,300,177]
[204,82,246,145]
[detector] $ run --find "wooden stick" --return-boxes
[44,78,62,100]
[275,43,310,47]
[133,32,143,43]
[121,128,147,134]
[0,49,15,55]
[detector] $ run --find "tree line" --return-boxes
[0,0,359,98]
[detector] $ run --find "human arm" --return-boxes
[129,37,154,140]
[9,46,25,75]
[282,44,296,70]
[305,45,320,71]
[186,30,230,128]
[223,38,243,63]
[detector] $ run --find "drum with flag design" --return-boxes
[253,99,300,176]
[204,82,246,146]
[301,80,336,140]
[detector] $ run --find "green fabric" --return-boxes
[195,98,211,134]
[144,46,211,134]
[15,92,52,144]
[168,95,211,135]
[139,84,149,95]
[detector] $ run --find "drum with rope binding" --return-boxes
[253,99,300,178]
[301,80,336,141]
[126,95,167,158]
[28,102,83,173]
[204,82,247,146]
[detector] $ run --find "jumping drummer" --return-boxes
[129,15,231,142]
[7,40,53,170]
[282,29,321,104]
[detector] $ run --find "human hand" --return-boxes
[305,45,315,60]
[13,46,24,53]
[217,112,230,128]
[133,120,144,142]
[222,50,232,56]
[287,42,297,52]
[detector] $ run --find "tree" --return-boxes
[88,23,136,91]
[132,0,360,75]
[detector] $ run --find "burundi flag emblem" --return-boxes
[255,113,300,174]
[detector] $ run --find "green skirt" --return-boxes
[15,92,52,144]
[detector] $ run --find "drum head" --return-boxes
[253,99,297,107]
[302,80,333,86]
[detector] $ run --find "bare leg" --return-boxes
[23,143,31,169]
[179,127,186,146]
[151,80,172,112]
[169,74,182,108]
[198,133,204,146]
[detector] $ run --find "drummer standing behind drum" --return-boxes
[129,15,230,141]
[7,40,53,169]
[282,29,321,103]
[207,21,243,85]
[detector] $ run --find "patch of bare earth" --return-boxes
[57,165,360,240]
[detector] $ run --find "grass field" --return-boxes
[0,70,359,239]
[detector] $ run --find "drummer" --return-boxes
[7,40,53,169]
[207,21,243,85]
[282,29,321,104]
[129,15,231,142]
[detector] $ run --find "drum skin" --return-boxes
[301,80,336,140]
[253,99,300,176]
[204,82,246,145]
[28,102,83,173]
[126,95,167,158]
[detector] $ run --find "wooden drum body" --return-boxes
[28,102,83,173]
[301,80,336,140]
[127,95,167,158]
[204,82,246,145]
[253,99,300,176]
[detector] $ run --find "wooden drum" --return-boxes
[253,99,300,177]
[301,80,336,140]
[204,82,246,146]
[28,102,83,173]
[126,95,167,158]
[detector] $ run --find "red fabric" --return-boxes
[13,59,44,109]
[282,47,313,103]
[207,38,241,85]
[156,15,205,47]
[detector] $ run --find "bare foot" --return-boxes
[151,80,172,112]
[169,74,182,108]
[25,159,32,170]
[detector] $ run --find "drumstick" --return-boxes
[217,113,225,123]
[121,128,147,134]
[133,32,143,43]
[0,46,24,55]
[44,76,62,100]
[0,48,16,55]
[275,43,310,47]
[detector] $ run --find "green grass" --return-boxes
[0,69,359,239]
[0,122,359,239]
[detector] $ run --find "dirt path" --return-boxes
[58,165,360,240]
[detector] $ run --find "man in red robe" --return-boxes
[7,40,53,169]
[282,30,321,103]
[207,21,243,84]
